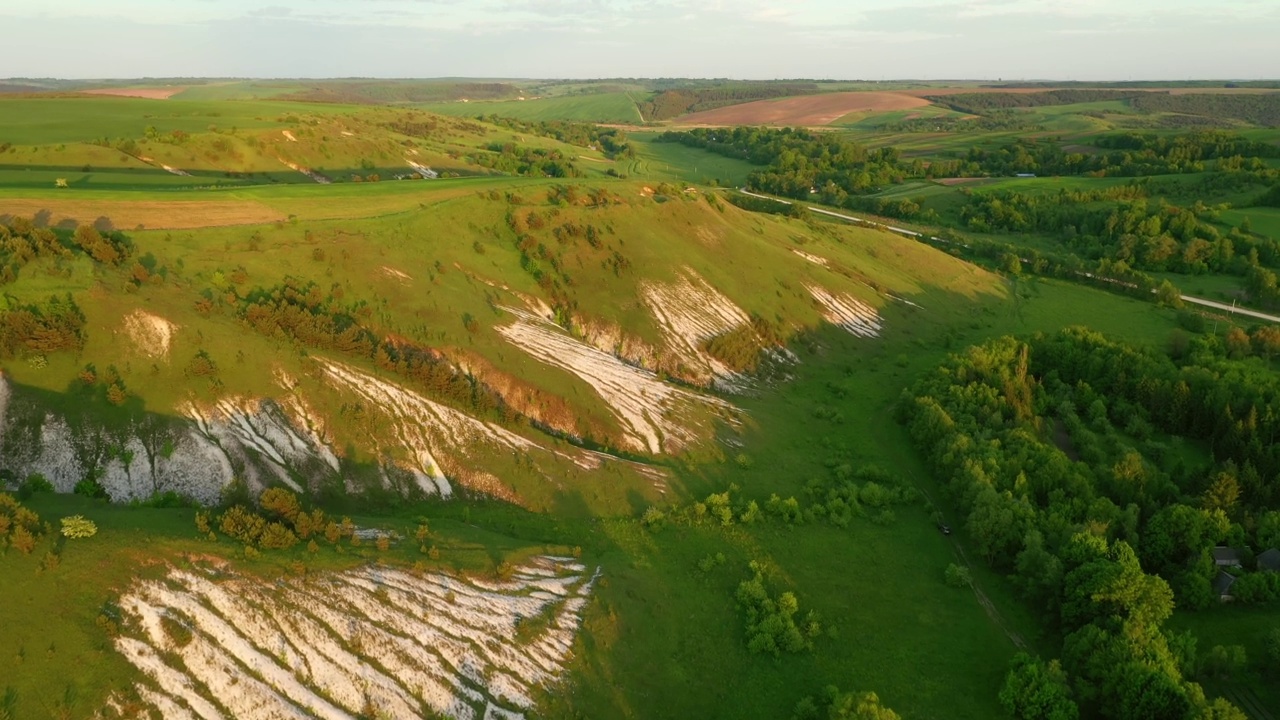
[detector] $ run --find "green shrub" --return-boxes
[1265,628,1280,676]
[698,552,727,573]
[258,522,299,550]
[736,562,816,656]
[73,477,107,500]
[640,504,670,527]
[945,563,972,588]
[218,505,266,545]
[1200,644,1247,680]
[59,516,97,539]
[258,487,302,523]
[17,474,52,500]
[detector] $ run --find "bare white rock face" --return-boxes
[122,310,178,360]
[640,268,753,392]
[0,356,669,505]
[112,557,598,720]
[791,249,829,267]
[805,284,883,338]
[496,307,736,454]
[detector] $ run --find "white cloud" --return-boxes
[0,0,1275,79]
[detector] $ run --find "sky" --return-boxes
[1,0,1277,80]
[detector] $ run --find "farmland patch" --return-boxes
[677,92,931,126]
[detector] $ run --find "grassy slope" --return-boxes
[0,96,361,146]
[1,267,1188,720]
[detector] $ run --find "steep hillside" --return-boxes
[0,181,1002,514]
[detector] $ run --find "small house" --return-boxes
[1214,571,1237,602]
[1212,546,1242,568]
[1258,548,1280,573]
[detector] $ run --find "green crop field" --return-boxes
[625,132,758,186]
[0,96,363,146]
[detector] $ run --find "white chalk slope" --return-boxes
[641,269,752,390]
[806,284,882,338]
[497,308,735,454]
[115,556,597,720]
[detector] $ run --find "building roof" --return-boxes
[1258,548,1280,572]
[1214,571,1237,597]
[1212,546,1242,565]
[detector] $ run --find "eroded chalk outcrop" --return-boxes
[113,557,598,719]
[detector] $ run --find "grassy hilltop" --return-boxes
[0,84,1278,720]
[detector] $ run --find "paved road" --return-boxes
[737,188,1280,324]
[1179,295,1280,323]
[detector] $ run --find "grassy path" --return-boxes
[916,485,1028,651]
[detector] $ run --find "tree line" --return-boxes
[0,294,86,358]
[955,186,1275,278]
[0,219,135,285]
[1130,93,1280,128]
[932,131,1280,179]
[236,279,511,421]
[470,142,581,178]
[902,328,1280,717]
[924,89,1142,114]
[476,116,634,159]
[659,126,907,200]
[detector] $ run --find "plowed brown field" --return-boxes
[677,92,931,126]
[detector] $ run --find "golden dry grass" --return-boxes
[0,198,283,230]
[678,92,931,126]
[80,87,186,100]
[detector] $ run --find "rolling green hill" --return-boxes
[1,87,1277,720]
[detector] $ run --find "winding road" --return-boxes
[737,188,1280,325]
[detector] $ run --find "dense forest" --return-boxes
[658,126,909,198]
[925,89,1280,127]
[1130,93,1280,128]
[931,131,1280,179]
[952,181,1280,284]
[903,328,1280,719]
[925,89,1142,113]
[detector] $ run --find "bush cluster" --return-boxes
[735,561,821,656]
